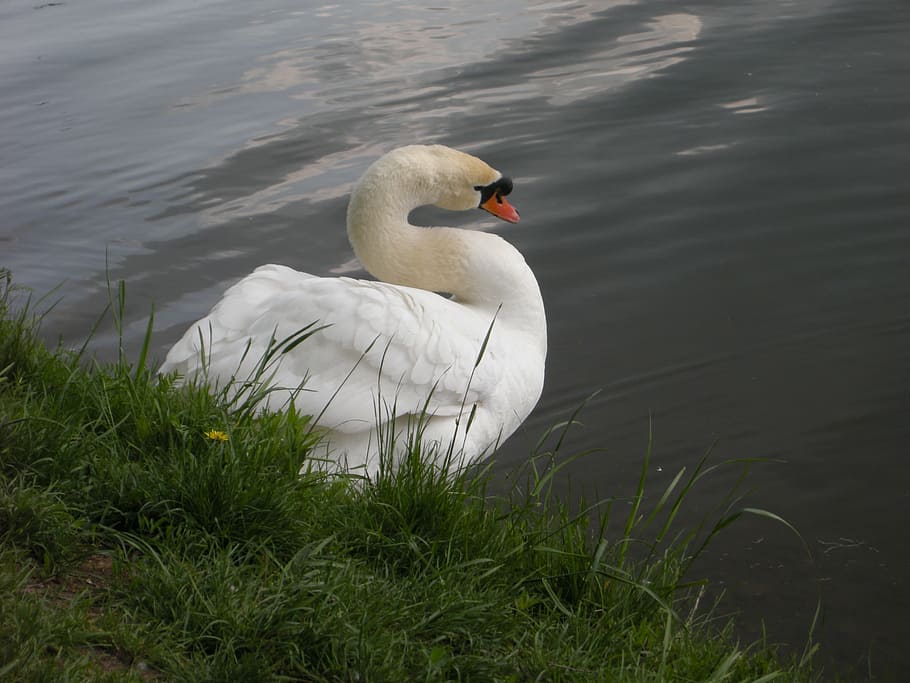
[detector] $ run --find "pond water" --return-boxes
[2,0,908,676]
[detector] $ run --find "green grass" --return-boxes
[0,271,819,681]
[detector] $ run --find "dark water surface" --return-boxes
[3,0,909,676]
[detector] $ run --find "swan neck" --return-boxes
[346,167,457,293]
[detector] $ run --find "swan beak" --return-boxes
[480,194,520,224]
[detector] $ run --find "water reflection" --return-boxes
[721,96,768,114]
[529,14,701,105]
[165,3,705,235]
[174,0,590,110]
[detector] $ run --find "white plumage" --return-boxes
[159,145,547,475]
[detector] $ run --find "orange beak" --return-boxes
[480,193,520,224]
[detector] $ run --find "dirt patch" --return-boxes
[22,553,117,604]
[19,553,158,679]
[78,645,158,680]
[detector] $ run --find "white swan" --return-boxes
[159,145,547,475]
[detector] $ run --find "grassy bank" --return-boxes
[0,276,816,681]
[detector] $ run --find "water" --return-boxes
[3,0,909,676]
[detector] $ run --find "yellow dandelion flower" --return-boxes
[204,429,229,442]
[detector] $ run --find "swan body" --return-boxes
[159,145,547,475]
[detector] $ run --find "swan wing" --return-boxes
[160,265,503,432]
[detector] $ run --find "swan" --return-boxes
[159,144,547,475]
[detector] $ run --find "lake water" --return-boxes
[2,0,908,676]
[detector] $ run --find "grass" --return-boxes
[0,271,819,681]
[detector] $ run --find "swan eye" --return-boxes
[474,176,514,207]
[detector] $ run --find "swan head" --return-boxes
[374,145,520,223]
[428,146,520,223]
